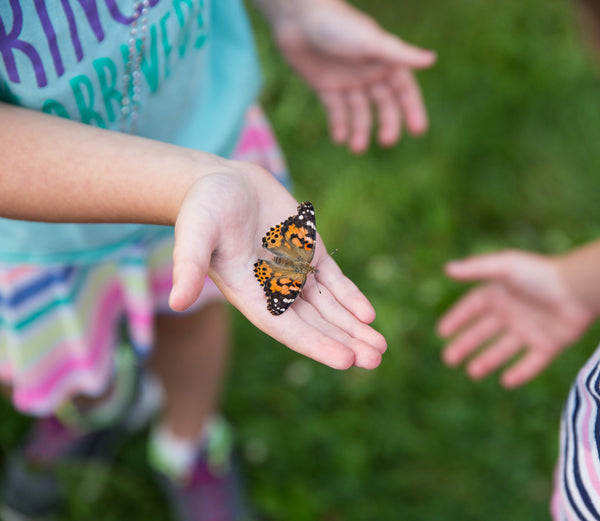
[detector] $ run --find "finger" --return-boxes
[466,334,522,380]
[302,279,387,355]
[293,297,383,369]
[347,88,372,153]
[320,91,349,145]
[391,69,429,136]
[437,286,491,337]
[370,83,402,147]
[501,350,553,389]
[363,33,436,70]
[442,314,502,367]
[444,251,520,282]
[223,273,359,370]
[250,303,357,370]
[315,253,378,325]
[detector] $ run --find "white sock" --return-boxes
[148,423,208,481]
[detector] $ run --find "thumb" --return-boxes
[365,33,437,69]
[169,256,209,312]
[444,252,517,283]
[168,221,214,312]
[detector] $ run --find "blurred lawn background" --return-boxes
[3,0,600,519]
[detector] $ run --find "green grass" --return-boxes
[3,0,600,519]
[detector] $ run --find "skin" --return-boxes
[1,0,434,444]
[254,0,436,153]
[0,102,386,371]
[438,246,600,388]
[155,0,435,439]
[438,0,600,390]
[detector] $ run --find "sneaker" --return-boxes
[0,417,121,521]
[0,363,162,520]
[150,419,255,521]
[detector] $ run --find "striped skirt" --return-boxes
[552,343,600,520]
[0,106,288,416]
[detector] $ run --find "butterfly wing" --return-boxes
[262,202,316,264]
[253,259,307,315]
[255,202,317,315]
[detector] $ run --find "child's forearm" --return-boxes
[0,102,227,226]
[251,0,346,25]
[557,239,600,317]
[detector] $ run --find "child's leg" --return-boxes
[144,106,286,520]
[148,105,288,453]
[0,365,142,519]
[150,302,230,440]
[147,303,254,521]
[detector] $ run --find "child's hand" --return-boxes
[169,161,387,370]
[437,250,594,388]
[0,105,385,372]
[270,0,436,154]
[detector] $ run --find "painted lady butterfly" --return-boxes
[254,201,318,315]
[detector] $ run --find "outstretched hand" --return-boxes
[272,0,436,153]
[437,250,594,388]
[169,161,386,370]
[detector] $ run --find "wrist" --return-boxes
[160,149,231,226]
[555,242,600,318]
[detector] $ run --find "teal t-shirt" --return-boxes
[0,0,261,264]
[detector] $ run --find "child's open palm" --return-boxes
[169,163,387,370]
[271,0,436,153]
[438,250,594,388]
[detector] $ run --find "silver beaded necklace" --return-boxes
[120,0,149,133]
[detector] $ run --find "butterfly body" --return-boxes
[254,202,317,315]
